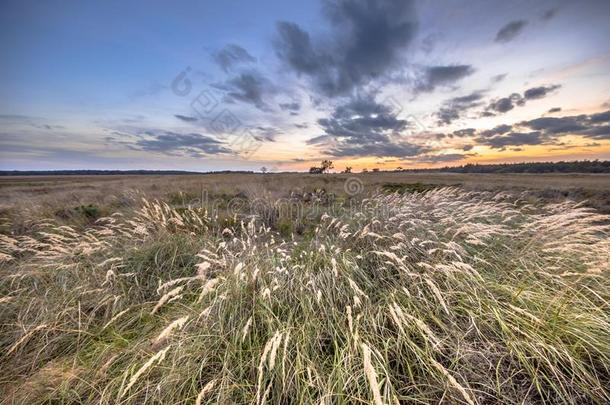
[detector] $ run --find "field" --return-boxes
[1,173,609,404]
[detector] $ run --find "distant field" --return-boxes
[1,173,609,229]
[1,172,609,203]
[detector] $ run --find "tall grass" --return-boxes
[0,188,608,404]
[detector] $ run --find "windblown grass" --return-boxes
[0,187,608,404]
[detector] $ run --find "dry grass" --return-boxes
[1,172,609,232]
[0,176,609,404]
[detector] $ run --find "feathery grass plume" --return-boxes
[0,252,14,263]
[197,278,220,303]
[256,332,281,404]
[98,257,122,268]
[346,305,355,337]
[267,331,283,370]
[0,296,14,304]
[196,261,211,277]
[242,317,253,342]
[102,269,116,287]
[6,324,48,355]
[195,379,217,405]
[388,303,406,336]
[121,346,171,397]
[361,343,384,405]
[398,305,441,348]
[424,277,450,316]
[233,262,244,275]
[152,316,189,348]
[157,276,199,294]
[151,286,184,314]
[102,308,130,330]
[431,358,476,405]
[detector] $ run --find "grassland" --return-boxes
[1,172,609,231]
[0,173,609,404]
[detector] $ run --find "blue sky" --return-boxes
[1,0,610,171]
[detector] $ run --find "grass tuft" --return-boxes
[1,188,609,404]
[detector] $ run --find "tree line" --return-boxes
[408,160,610,174]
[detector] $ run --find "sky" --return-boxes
[1,0,610,172]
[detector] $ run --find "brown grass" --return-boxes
[1,172,609,234]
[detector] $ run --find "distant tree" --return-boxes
[261,166,268,174]
[372,168,380,172]
[362,168,369,173]
[321,160,334,172]
[309,160,334,174]
[396,166,403,171]
[343,166,352,173]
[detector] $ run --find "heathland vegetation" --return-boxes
[0,174,609,404]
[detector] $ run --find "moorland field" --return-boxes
[0,172,609,404]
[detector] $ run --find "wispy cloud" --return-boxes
[495,20,528,43]
[212,44,256,72]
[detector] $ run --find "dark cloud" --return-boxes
[132,131,231,156]
[548,107,561,113]
[588,110,610,123]
[407,153,472,163]
[329,142,425,158]
[252,126,281,142]
[480,124,513,137]
[453,128,476,137]
[278,102,301,112]
[486,93,524,113]
[274,22,321,76]
[0,114,73,141]
[485,85,560,115]
[274,0,418,97]
[420,34,437,54]
[523,116,587,134]
[524,84,561,100]
[318,95,407,142]
[212,44,256,72]
[306,134,332,145]
[542,8,558,21]
[34,123,64,130]
[462,144,474,151]
[415,65,475,93]
[580,125,610,139]
[520,112,610,139]
[491,73,507,83]
[0,114,65,130]
[174,114,198,122]
[0,114,33,120]
[477,131,547,149]
[495,20,528,43]
[449,110,610,150]
[436,91,485,125]
[214,71,274,111]
[311,94,427,157]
